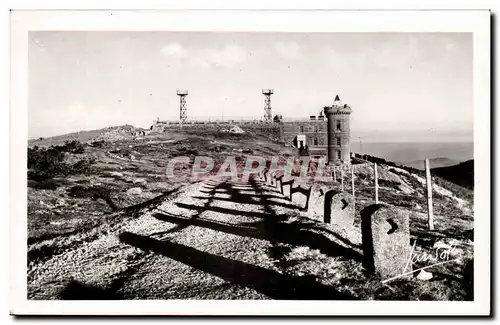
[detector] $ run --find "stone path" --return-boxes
[28,176,358,300]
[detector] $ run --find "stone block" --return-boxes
[264,169,270,183]
[361,204,412,280]
[307,186,328,218]
[290,185,313,211]
[324,191,355,231]
[280,178,294,199]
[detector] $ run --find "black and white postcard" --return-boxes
[10,9,491,316]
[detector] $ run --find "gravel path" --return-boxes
[28,176,357,300]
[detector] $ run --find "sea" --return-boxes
[351,141,474,167]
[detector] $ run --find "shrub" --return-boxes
[28,146,68,180]
[27,141,94,180]
[90,140,106,148]
[67,185,110,199]
[378,179,401,188]
[71,159,95,174]
[28,179,61,190]
[59,140,86,154]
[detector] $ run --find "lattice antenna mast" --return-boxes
[262,89,274,122]
[177,90,188,127]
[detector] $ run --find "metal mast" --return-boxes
[177,90,188,127]
[262,89,274,122]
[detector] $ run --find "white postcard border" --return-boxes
[10,9,491,316]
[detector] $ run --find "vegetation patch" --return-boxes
[28,141,95,181]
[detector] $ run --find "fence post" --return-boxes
[351,165,355,197]
[333,168,336,183]
[425,158,434,231]
[341,167,344,192]
[351,165,355,212]
[374,163,379,204]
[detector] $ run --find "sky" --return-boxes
[28,32,473,142]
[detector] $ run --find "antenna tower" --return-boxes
[177,90,188,127]
[262,89,274,123]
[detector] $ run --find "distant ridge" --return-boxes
[397,157,460,170]
[28,125,142,147]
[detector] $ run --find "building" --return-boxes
[324,96,352,165]
[279,95,352,165]
[279,113,328,156]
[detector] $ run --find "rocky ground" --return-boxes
[27,126,474,300]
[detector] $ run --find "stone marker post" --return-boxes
[270,172,277,186]
[341,167,344,192]
[324,190,355,232]
[425,158,434,231]
[278,175,284,194]
[351,166,355,211]
[308,186,326,217]
[351,166,355,197]
[361,205,412,280]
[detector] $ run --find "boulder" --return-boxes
[416,270,433,281]
[132,178,148,185]
[126,187,142,195]
[54,198,67,207]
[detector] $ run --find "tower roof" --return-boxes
[333,95,343,108]
[324,95,352,115]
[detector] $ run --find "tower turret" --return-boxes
[323,95,352,165]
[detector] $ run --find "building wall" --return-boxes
[280,120,329,155]
[328,113,351,164]
[280,113,351,164]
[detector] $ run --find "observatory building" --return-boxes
[279,95,352,165]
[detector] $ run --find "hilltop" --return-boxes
[27,125,474,301]
[29,125,148,147]
[432,160,474,190]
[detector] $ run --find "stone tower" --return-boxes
[324,95,352,165]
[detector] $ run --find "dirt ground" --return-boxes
[27,128,474,300]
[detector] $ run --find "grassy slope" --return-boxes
[399,157,460,170]
[432,160,474,190]
[27,125,474,300]
[28,124,138,147]
[27,127,293,265]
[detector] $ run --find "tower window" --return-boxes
[336,120,341,131]
[299,125,304,133]
[313,137,318,146]
[337,137,341,146]
[337,151,342,160]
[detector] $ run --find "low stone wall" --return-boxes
[257,166,413,282]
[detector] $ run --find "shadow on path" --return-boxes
[191,195,300,210]
[118,231,355,300]
[174,202,288,222]
[59,280,122,300]
[159,181,226,235]
[153,211,362,262]
[122,189,178,218]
